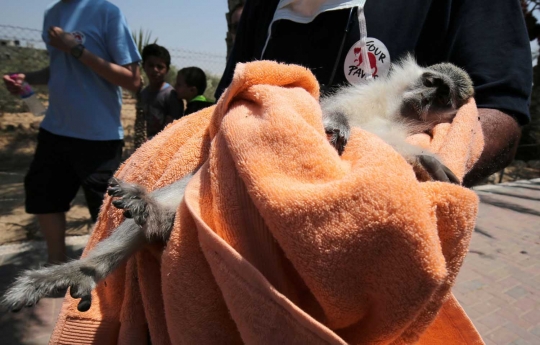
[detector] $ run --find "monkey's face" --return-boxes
[401,65,474,125]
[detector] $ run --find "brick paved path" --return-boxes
[0,179,538,344]
[456,178,540,345]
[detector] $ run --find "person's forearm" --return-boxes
[78,49,141,93]
[24,67,50,85]
[462,108,522,187]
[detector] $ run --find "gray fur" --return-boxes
[2,173,193,312]
[321,57,474,182]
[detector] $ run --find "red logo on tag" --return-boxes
[344,38,391,85]
[353,47,378,77]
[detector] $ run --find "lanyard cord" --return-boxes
[357,6,373,80]
[325,7,355,91]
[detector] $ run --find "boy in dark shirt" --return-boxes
[175,67,214,115]
[140,44,184,138]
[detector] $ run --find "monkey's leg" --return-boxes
[108,173,193,242]
[3,174,193,313]
[2,219,145,312]
[379,134,460,184]
[413,154,460,184]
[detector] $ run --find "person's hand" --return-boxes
[2,73,25,95]
[47,26,78,53]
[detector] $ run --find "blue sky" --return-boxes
[0,0,229,55]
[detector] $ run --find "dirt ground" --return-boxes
[0,99,539,245]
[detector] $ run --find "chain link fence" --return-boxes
[0,24,226,112]
[0,24,227,74]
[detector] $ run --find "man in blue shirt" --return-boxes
[3,0,141,264]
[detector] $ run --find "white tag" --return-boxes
[344,38,390,85]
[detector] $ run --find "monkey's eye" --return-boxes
[436,94,450,106]
[423,75,434,87]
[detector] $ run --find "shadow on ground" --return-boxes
[0,244,85,345]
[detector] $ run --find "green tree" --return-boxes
[131,28,158,56]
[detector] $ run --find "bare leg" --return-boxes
[37,213,67,264]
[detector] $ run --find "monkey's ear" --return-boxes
[422,74,435,87]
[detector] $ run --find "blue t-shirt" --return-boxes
[41,0,141,140]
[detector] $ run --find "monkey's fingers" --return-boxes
[77,295,92,312]
[68,267,97,312]
[107,177,123,196]
[418,155,460,184]
[322,111,350,156]
[326,130,348,156]
[112,199,127,209]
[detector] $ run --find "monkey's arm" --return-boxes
[2,174,193,313]
[2,219,145,312]
[322,110,459,183]
[322,110,350,155]
[463,109,521,187]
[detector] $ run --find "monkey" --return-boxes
[321,55,474,182]
[2,57,474,313]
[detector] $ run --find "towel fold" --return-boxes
[51,60,484,345]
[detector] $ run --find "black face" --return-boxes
[401,66,473,125]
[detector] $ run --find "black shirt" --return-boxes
[140,83,184,137]
[217,0,532,125]
[185,99,214,116]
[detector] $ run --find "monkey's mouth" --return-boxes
[400,98,425,121]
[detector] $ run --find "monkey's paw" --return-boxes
[2,262,96,313]
[322,111,350,155]
[108,177,149,226]
[413,155,460,184]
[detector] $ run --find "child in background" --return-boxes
[175,67,214,115]
[141,44,184,138]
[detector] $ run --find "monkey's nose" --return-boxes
[436,86,451,106]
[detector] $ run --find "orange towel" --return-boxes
[50,61,484,345]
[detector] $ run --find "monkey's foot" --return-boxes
[108,177,150,226]
[322,111,350,155]
[2,262,96,313]
[412,155,460,184]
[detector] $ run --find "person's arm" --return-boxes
[24,68,50,85]
[47,26,140,93]
[440,0,532,186]
[463,109,521,187]
[2,67,50,94]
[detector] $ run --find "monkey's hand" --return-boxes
[322,111,350,155]
[108,178,175,242]
[412,155,460,184]
[2,260,98,313]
